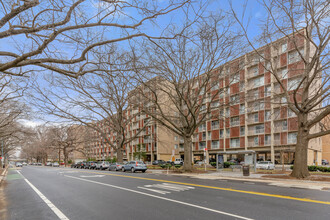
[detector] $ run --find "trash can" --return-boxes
[242,165,250,176]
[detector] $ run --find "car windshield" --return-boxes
[258,162,268,164]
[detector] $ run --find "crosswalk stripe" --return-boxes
[137,187,170,195]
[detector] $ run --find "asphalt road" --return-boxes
[3,166,330,220]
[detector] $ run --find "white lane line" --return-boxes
[17,171,69,220]
[65,175,253,220]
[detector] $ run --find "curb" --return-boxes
[0,167,9,186]
[147,170,330,190]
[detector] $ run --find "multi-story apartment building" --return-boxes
[189,31,322,165]
[89,31,322,165]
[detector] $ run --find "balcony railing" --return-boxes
[248,128,264,135]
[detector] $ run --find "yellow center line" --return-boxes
[62,168,330,205]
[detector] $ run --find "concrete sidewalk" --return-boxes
[147,169,330,191]
[0,166,9,185]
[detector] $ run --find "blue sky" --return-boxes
[3,0,267,127]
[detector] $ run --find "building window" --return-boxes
[288,132,297,144]
[288,77,303,91]
[174,136,178,141]
[252,113,259,122]
[282,120,288,131]
[253,76,264,87]
[211,140,219,149]
[288,49,304,64]
[240,104,245,115]
[281,68,288,79]
[230,138,240,148]
[211,82,219,91]
[265,134,271,145]
[230,94,240,104]
[211,102,220,108]
[225,108,230,117]
[226,129,230,136]
[255,124,264,134]
[174,144,178,149]
[288,108,296,117]
[200,104,206,111]
[230,117,240,127]
[281,43,287,53]
[208,131,211,140]
[211,120,219,130]
[220,129,224,138]
[240,126,245,136]
[265,110,271,121]
[265,86,271,97]
[199,123,206,131]
[249,66,259,77]
[202,132,206,141]
[239,82,245,92]
[199,142,206,150]
[231,73,240,84]
[254,136,259,146]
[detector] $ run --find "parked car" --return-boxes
[122,161,147,173]
[95,161,110,170]
[37,162,42,166]
[322,159,329,165]
[46,162,52,166]
[152,160,166,165]
[52,162,59,167]
[15,162,23,167]
[256,161,275,170]
[80,161,87,169]
[109,163,124,171]
[71,163,77,168]
[195,160,206,166]
[87,161,97,169]
[174,158,184,165]
[22,162,27,166]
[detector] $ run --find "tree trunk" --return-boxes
[117,148,124,163]
[183,136,193,172]
[291,125,310,178]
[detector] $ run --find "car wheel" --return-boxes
[131,168,135,173]
[142,170,146,173]
[122,167,125,172]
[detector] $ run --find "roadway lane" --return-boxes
[4,166,330,220]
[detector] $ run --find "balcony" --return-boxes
[248,128,264,135]
[248,142,258,147]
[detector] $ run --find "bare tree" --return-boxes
[0,0,190,77]
[29,49,149,163]
[231,0,330,178]
[132,15,243,171]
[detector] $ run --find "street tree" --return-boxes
[132,15,243,171]
[29,49,150,163]
[0,0,190,77]
[231,0,330,178]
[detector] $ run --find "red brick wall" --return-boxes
[240,137,245,148]
[288,117,298,131]
[231,127,239,137]
[240,115,245,126]
[212,130,219,140]
[280,53,287,67]
[259,110,265,123]
[265,122,271,133]
[281,132,288,145]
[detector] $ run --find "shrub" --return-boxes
[308,166,318,172]
[174,164,182,169]
[224,162,235,168]
[291,165,330,172]
[68,160,72,164]
[210,162,217,167]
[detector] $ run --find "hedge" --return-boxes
[290,165,330,172]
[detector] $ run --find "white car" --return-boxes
[256,161,275,170]
[174,158,184,165]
